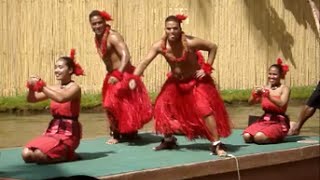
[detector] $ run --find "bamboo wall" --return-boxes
[0,0,319,96]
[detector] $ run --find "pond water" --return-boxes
[0,102,319,148]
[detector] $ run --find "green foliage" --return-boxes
[81,93,101,108]
[0,94,49,112]
[0,86,315,112]
[290,86,315,99]
[220,89,252,103]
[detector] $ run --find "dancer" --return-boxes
[130,14,232,156]
[89,10,152,144]
[243,58,290,144]
[22,49,84,164]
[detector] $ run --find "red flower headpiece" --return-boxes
[277,58,289,78]
[70,48,75,60]
[99,11,112,21]
[69,48,84,76]
[176,14,187,23]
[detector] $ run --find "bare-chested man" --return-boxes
[89,10,152,144]
[129,14,232,156]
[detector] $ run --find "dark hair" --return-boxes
[269,64,283,76]
[89,10,101,21]
[165,15,181,27]
[59,56,75,73]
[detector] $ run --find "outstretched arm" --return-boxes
[133,41,161,76]
[129,41,161,90]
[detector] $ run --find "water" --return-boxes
[0,102,319,148]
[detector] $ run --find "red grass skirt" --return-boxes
[25,119,82,160]
[243,113,289,142]
[154,75,232,140]
[102,69,153,133]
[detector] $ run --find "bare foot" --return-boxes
[106,137,119,144]
[288,122,300,135]
[153,137,178,151]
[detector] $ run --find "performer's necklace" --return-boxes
[60,80,73,89]
[95,26,110,58]
[271,84,280,90]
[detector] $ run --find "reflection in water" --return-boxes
[0,104,319,148]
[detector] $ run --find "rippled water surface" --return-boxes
[0,102,319,148]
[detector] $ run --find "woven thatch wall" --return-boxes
[0,0,319,96]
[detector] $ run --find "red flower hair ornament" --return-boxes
[99,11,112,21]
[69,49,84,76]
[176,14,187,23]
[276,58,289,79]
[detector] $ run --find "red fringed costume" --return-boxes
[102,65,153,134]
[25,98,82,161]
[154,52,232,141]
[243,96,290,142]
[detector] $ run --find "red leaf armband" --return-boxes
[251,91,260,100]
[34,80,46,92]
[26,79,46,92]
[201,63,213,75]
[262,89,270,97]
[111,70,123,81]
